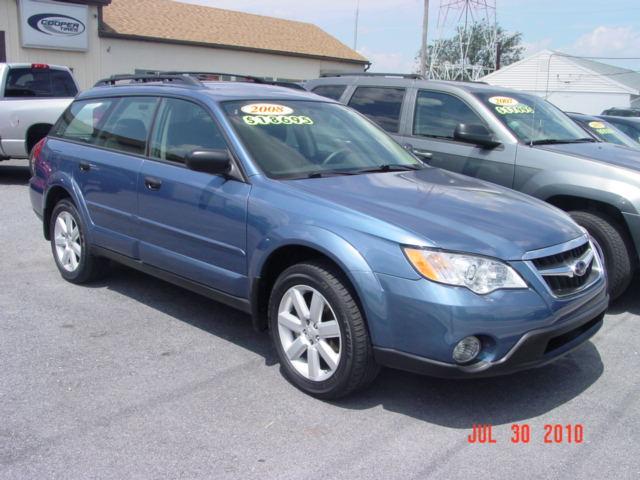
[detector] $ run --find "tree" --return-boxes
[419,22,524,80]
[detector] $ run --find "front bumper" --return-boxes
[373,287,607,378]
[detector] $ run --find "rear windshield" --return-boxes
[223,100,421,179]
[4,67,78,98]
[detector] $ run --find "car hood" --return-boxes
[535,141,640,172]
[289,168,583,260]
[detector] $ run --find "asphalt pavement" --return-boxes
[1,159,639,479]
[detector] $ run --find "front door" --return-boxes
[399,89,517,188]
[137,97,251,297]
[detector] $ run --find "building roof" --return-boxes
[99,0,368,65]
[568,55,640,94]
[481,50,640,95]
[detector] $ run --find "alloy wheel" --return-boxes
[277,285,342,382]
[53,211,82,272]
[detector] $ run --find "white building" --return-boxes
[481,49,640,115]
[0,0,368,90]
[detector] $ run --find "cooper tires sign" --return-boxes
[20,0,89,51]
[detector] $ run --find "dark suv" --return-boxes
[307,74,640,299]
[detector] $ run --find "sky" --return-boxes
[181,0,640,72]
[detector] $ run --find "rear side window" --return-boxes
[347,86,405,133]
[150,98,227,164]
[312,85,347,101]
[54,99,116,144]
[413,90,484,139]
[96,97,158,156]
[4,67,77,98]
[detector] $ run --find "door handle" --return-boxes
[79,161,91,171]
[413,149,433,160]
[144,176,162,191]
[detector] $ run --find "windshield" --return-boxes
[577,119,638,147]
[223,100,422,179]
[474,92,591,144]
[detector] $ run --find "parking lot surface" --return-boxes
[1,159,639,479]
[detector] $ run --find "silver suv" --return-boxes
[306,74,640,299]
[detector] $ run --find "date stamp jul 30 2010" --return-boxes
[467,424,585,444]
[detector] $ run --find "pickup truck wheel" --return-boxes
[268,261,379,399]
[50,200,109,284]
[569,210,633,300]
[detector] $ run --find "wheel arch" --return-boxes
[249,230,384,335]
[546,193,638,263]
[25,123,53,154]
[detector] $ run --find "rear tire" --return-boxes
[569,210,633,300]
[50,199,109,284]
[268,261,379,399]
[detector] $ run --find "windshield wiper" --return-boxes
[305,170,359,178]
[531,137,596,145]
[350,164,425,174]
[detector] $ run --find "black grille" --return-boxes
[532,242,589,270]
[532,242,595,296]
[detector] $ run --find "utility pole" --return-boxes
[419,0,429,77]
[353,0,360,50]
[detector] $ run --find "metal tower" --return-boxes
[428,0,498,81]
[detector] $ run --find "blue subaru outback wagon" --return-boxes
[29,74,608,398]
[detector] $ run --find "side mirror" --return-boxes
[453,123,501,148]
[185,149,231,175]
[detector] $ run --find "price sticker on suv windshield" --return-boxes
[488,96,519,106]
[242,115,314,126]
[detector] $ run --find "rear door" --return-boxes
[56,96,157,257]
[137,97,251,297]
[399,89,516,187]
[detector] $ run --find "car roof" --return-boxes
[567,112,600,122]
[78,81,329,103]
[306,75,522,94]
[1,63,71,71]
[599,115,640,125]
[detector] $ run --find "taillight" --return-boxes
[31,63,50,69]
[30,137,47,176]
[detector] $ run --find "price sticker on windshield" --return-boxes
[241,103,294,116]
[488,96,519,106]
[243,115,314,126]
[588,121,606,129]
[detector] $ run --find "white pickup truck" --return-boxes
[0,63,79,161]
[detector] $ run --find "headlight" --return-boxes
[403,247,527,294]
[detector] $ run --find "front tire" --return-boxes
[50,199,109,284]
[569,210,634,300]
[268,261,379,399]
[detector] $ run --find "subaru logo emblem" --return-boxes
[573,260,588,277]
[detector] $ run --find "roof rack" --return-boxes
[163,71,305,90]
[94,74,202,87]
[320,72,424,79]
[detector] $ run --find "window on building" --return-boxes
[347,87,406,133]
[413,90,484,139]
[150,98,227,164]
[312,85,347,101]
[95,97,158,156]
[4,67,77,98]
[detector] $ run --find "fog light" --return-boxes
[453,336,481,364]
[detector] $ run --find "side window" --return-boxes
[347,86,405,133]
[413,90,485,139]
[54,99,116,144]
[150,98,227,164]
[96,97,158,155]
[312,85,347,101]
